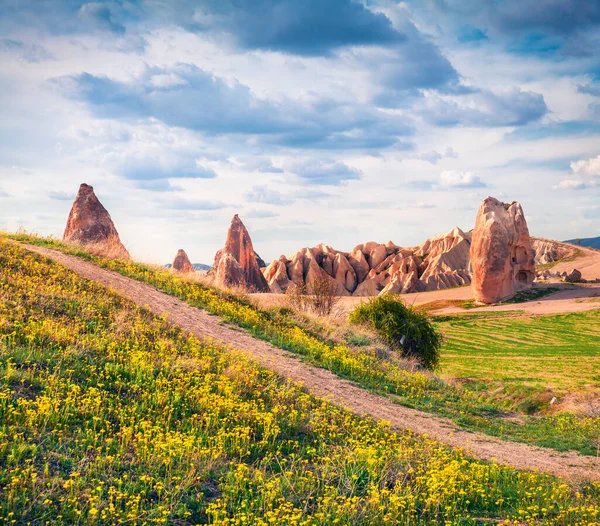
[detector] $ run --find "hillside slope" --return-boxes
[4,239,600,523]
[12,236,600,464]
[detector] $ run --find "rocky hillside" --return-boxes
[531,238,579,264]
[263,227,472,296]
[262,231,584,297]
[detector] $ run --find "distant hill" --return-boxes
[563,236,600,250]
[164,263,212,271]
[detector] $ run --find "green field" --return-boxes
[439,311,600,408]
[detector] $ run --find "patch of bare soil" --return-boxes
[438,284,600,316]
[22,243,600,482]
[552,246,600,281]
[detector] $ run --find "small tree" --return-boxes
[349,295,443,370]
[310,273,340,316]
[285,282,310,312]
[285,274,340,316]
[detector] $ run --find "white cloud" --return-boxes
[570,154,600,177]
[438,170,486,188]
[555,179,591,190]
[149,73,187,88]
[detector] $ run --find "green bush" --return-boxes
[349,295,443,370]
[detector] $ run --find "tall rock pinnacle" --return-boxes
[63,183,130,260]
[470,196,535,303]
[212,214,269,292]
[172,249,194,273]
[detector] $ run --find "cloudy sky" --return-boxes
[1,0,599,264]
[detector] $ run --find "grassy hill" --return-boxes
[6,233,600,458]
[3,238,600,523]
[564,236,600,249]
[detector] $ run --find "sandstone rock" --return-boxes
[304,249,350,296]
[384,240,401,253]
[254,251,267,269]
[214,252,243,288]
[366,244,386,269]
[348,248,370,283]
[63,183,130,260]
[255,220,479,298]
[401,270,423,294]
[322,253,335,277]
[333,253,358,293]
[288,250,307,287]
[353,277,382,296]
[281,246,350,295]
[213,215,269,292]
[172,249,194,273]
[379,279,403,295]
[565,268,582,283]
[355,241,379,255]
[470,197,535,303]
[263,256,292,293]
[417,227,470,261]
[418,229,471,291]
[531,238,576,265]
[420,269,470,290]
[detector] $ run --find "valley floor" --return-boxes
[253,281,600,318]
[21,242,600,482]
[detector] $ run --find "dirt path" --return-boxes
[438,284,600,316]
[23,244,600,482]
[255,283,600,318]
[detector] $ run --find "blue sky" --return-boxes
[0,0,599,263]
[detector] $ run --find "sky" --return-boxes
[0,0,599,265]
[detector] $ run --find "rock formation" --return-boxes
[262,227,473,296]
[565,268,582,283]
[63,183,130,260]
[531,238,577,265]
[212,215,269,292]
[470,197,535,303]
[172,249,194,273]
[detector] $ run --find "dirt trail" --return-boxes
[23,244,600,482]
[255,283,600,318]
[438,284,600,316]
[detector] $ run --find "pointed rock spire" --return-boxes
[63,183,130,260]
[172,249,194,273]
[212,214,269,292]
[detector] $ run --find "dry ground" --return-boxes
[21,243,600,482]
[552,245,600,280]
[253,282,600,317]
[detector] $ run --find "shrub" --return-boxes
[349,295,443,370]
[285,274,340,316]
[310,273,341,316]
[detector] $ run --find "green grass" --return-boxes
[503,287,561,304]
[6,233,600,456]
[439,310,600,399]
[5,238,600,524]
